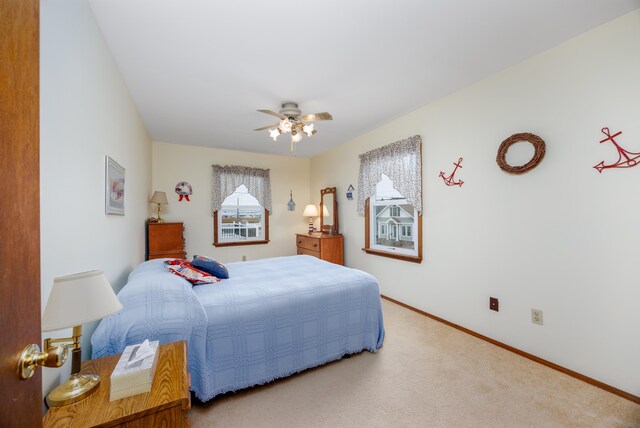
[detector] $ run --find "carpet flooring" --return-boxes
[190,299,640,427]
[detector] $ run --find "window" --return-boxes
[379,223,387,236]
[367,175,419,258]
[212,165,271,247]
[215,185,268,245]
[401,225,412,239]
[359,135,422,263]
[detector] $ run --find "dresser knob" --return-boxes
[313,243,318,247]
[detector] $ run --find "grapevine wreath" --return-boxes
[496,132,546,174]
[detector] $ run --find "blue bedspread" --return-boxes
[91,255,385,401]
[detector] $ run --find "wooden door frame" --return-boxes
[0,0,42,426]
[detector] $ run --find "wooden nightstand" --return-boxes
[296,232,344,265]
[43,341,191,428]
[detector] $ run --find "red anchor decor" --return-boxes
[439,157,464,187]
[594,127,640,173]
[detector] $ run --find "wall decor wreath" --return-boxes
[496,132,546,174]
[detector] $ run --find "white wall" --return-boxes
[152,141,311,263]
[310,10,640,396]
[40,0,151,398]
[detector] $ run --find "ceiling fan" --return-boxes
[255,101,333,153]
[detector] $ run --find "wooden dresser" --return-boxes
[296,232,344,265]
[43,341,191,428]
[146,221,186,260]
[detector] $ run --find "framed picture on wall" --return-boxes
[105,156,125,215]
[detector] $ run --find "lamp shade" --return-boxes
[302,204,319,217]
[150,191,168,204]
[42,270,123,332]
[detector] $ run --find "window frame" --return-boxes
[379,223,387,236]
[214,208,269,247]
[360,139,422,264]
[364,197,422,263]
[213,189,270,247]
[401,224,412,240]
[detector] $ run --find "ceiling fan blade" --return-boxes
[254,122,280,131]
[299,112,333,121]
[257,109,286,120]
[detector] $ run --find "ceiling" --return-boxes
[89,0,639,158]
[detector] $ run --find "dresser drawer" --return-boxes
[297,235,320,251]
[148,251,186,260]
[148,223,184,253]
[297,247,320,258]
[295,233,344,266]
[147,222,185,261]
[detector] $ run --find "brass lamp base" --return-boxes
[156,203,164,223]
[46,373,101,407]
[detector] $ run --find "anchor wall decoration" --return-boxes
[594,127,640,173]
[439,157,464,187]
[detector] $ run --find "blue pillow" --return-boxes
[192,255,229,279]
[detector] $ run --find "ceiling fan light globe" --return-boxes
[269,128,280,141]
[291,133,302,143]
[280,118,292,133]
[303,123,314,136]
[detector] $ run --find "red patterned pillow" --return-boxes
[164,259,220,285]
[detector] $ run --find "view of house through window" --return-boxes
[370,174,418,256]
[218,185,265,242]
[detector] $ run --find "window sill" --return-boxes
[214,240,270,247]
[362,248,422,264]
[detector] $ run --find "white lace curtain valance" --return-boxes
[357,135,422,216]
[211,165,272,215]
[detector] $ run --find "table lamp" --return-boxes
[40,270,123,407]
[150,191,168,222]
[302,204,319,233]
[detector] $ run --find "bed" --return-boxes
[91,255,385,401]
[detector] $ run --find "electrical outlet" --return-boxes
[242,255,247,262]
[531,309,543,325]
[489,297,499,312]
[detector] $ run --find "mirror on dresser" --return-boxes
[295,187,343,265]
[320,187,338,234]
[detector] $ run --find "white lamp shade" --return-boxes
[42,270,123,332]
[302,204,319,217]
[150,191,168,204]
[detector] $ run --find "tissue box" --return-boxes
[110,340,159,401]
